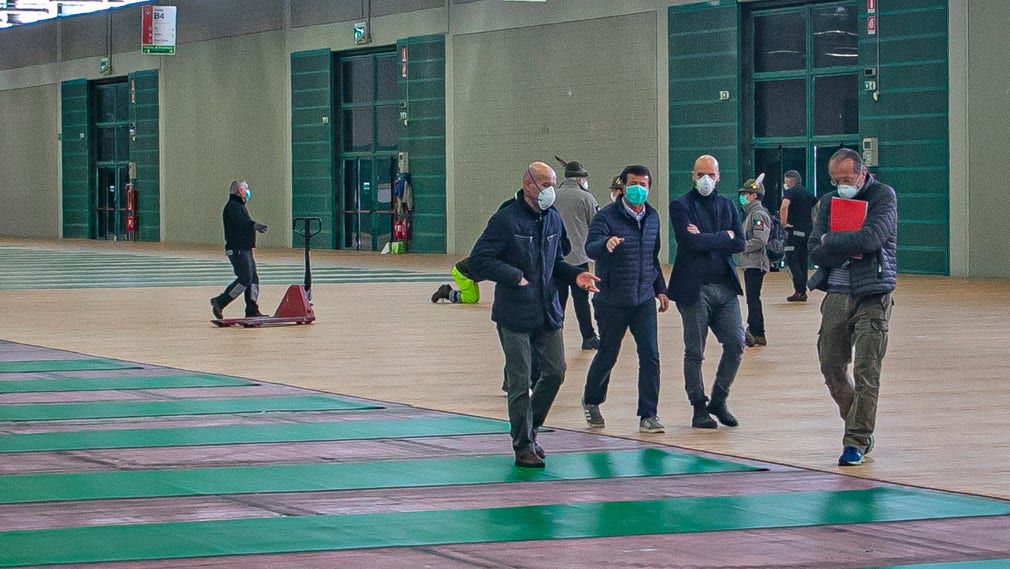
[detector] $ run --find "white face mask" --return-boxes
[610,192,619,203]
[837,185,859,199]
[578,179,589,191]
[537,185,556,210]
[695,175,716,197]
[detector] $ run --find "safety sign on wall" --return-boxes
[142,6,177,55]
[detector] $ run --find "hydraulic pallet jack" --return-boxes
[212,217,322,328]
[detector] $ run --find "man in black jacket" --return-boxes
[469,161,599,468]
[809,148,897,467]
[780,170,818,301]
[210,180,268,319]
[667,155,747,429]
[581,165,669,434]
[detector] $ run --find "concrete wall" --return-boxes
[962,0,1010,277]
[159,30,290,245]
[0,85,60,238]
[451,11,658,253]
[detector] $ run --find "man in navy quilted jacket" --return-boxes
[580,165,670,434]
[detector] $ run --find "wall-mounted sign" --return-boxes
[353,21,370,45]
[142,6,177,55]
[867,0,876,14]
[867,15,877,35]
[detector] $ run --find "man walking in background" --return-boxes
[780,170,818,301]
[211,179,268,319]
[553,156,600,349]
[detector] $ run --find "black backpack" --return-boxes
[766,215,786,263]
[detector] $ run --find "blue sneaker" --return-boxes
[838,446,864,466]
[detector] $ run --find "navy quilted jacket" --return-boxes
[585,200,667,307]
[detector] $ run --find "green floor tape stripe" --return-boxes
[0,415,510,453]
[0,396,380,421]
[868,561,1010,569]
[0,359,142,373]
[1,488,1007,567]
[0,374,254,393]
[0,448,760,504]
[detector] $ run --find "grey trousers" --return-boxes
[496,325,566,452]
[676,282,745,405]
[817,292,893,451]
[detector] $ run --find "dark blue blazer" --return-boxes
[667,189,745,304]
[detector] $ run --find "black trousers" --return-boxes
[743,268,765,336]
[785,230,810,294]
[555,262,596,340]
[216,249,260,316]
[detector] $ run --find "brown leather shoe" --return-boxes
[533,442,546,459]
[786,292,808,302]
[515,447,545,468]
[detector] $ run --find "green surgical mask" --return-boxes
[738,195,749,207]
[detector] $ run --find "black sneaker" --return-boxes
[581,335,600,350]
[210,298,223,319]
[431,283,452,303]
[246,311,267,318]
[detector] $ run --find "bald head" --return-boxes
[522,161,558,211]
[692,155,720,179]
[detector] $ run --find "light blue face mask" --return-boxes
[836,185,858,199]
[244,189,252,202]
[625,184,648,206]
[739,194,749,207]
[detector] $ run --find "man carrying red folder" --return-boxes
[808,148,897,467]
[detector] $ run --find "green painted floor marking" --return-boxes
[0,415,510,453]
[0,359,142,373]
[1,487,1007,567]
[866,561,1010,569]
[0,396,381,421]
[0,448,760,504]
[0,374,254,393]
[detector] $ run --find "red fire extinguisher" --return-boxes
[125,183,138,240]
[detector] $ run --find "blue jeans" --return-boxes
[496,325,566,452]
[583,299,660,418]
[675,282,745,405]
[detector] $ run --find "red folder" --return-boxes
[830,198,867,232]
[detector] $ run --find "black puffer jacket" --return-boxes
[469,196,582,332]
[222,194,257,251]
[585,200,666,307]
[807,175,897,298]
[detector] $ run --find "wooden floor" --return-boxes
[0,237,1006,501]
[2,238,1010,568]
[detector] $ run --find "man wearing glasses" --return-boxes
[808,148,897,467]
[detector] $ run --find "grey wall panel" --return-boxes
[159,30,289,245]
[0,85,60,238]
[291,0,363,28]
[966,0,1010,276]
[61,13,107,61]
[372,0,444,17]
[0,22,57,70]
[452,12,657,253]
[111,6,144,54]
[173,0,283,44]
[57,6,143,59]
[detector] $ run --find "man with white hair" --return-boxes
[210,179,268,319]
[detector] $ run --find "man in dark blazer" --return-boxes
[667,155,746,429]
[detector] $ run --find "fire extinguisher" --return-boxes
[125,183,138,240]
